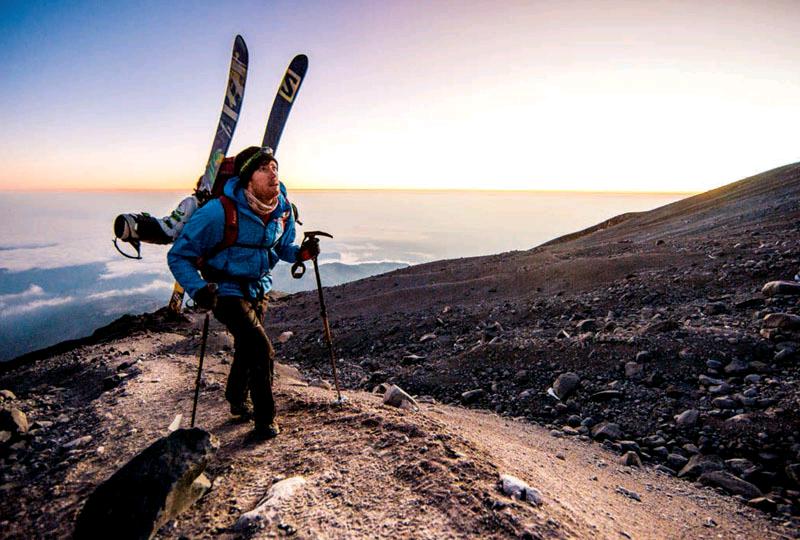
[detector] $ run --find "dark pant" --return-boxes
[213,296,275,425]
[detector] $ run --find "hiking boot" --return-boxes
[229,402,253,420]
[252,421,280,440]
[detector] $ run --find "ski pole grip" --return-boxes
[291,261,306,279]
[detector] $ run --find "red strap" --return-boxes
[219,195,238,251]
[197,195,238,268]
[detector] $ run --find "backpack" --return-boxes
[196,181,296,270]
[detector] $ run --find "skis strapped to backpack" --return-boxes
[111,46,308,314]
[187,54,309,306]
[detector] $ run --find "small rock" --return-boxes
[763,313,800,330]
[667,454,689,470]
[725,458,754,476]
[747,497,777,512]
[679,454,723,479]
[615,486,641,502]
[619,441,641,453]
[591,422,623,441]
[0,408,28,435]
[383,385,419,412]
[705,302,728,315]
[552,372,580,400]
[725,413,752,424]
[643,320,679,334]
[234,476,307,530]
[461,389,486,404]
[762,280,800,297]
[277,331,294,344]
[655,465,676,476]
[513,369,528,382]
[308,378,332,390]
[698,375,724,386]
[624,362,643,379]
[566,415,582,427]
[402,354,425,365]
[589,390,623,401]
[651,446,669,460]
[675,409,700,428]
[711,397,737,409]
[63,435,93,449]
[786,463,800,486]
[708,383,732,395]
[774,347,796,363]
[577,319,597,332]
[419,333,437,343]
[102,374,127,391]
[620,451,642,467]
[699,471,762,499]
[499,474,543,506]
[723,359,749,375]
[706,359,723,370]
[642,435,666,447]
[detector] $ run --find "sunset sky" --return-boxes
[1,0,798,193]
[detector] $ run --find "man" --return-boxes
[168,146,319,439]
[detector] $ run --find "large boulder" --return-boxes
[552,372,580,400]
[74,428,218,540]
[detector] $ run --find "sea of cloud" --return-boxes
[0,190,683,361]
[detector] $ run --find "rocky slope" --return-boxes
[2,162,800,537]
[272,162,800,519]
[0,310,793,538]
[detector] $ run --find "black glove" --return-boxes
[298,237,320,261]
[194,284,218,311]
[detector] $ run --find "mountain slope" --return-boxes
[0,313,789,538]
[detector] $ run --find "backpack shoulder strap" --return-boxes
[197,195,238,268]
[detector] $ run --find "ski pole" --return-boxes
[291,231,344,404]
[310,254,344,404]
[191,311,211,427]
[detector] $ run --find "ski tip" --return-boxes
[291,54,309,69]
[234,35,249,59]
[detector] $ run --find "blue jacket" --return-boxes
[167,177,300,300]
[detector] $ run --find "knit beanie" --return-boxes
[234,146,278,186]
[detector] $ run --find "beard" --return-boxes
[250,182,279,203]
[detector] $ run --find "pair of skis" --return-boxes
[111,35,308,313]
[167,41,308,312]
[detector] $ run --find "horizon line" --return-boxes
[0,187,698,196]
